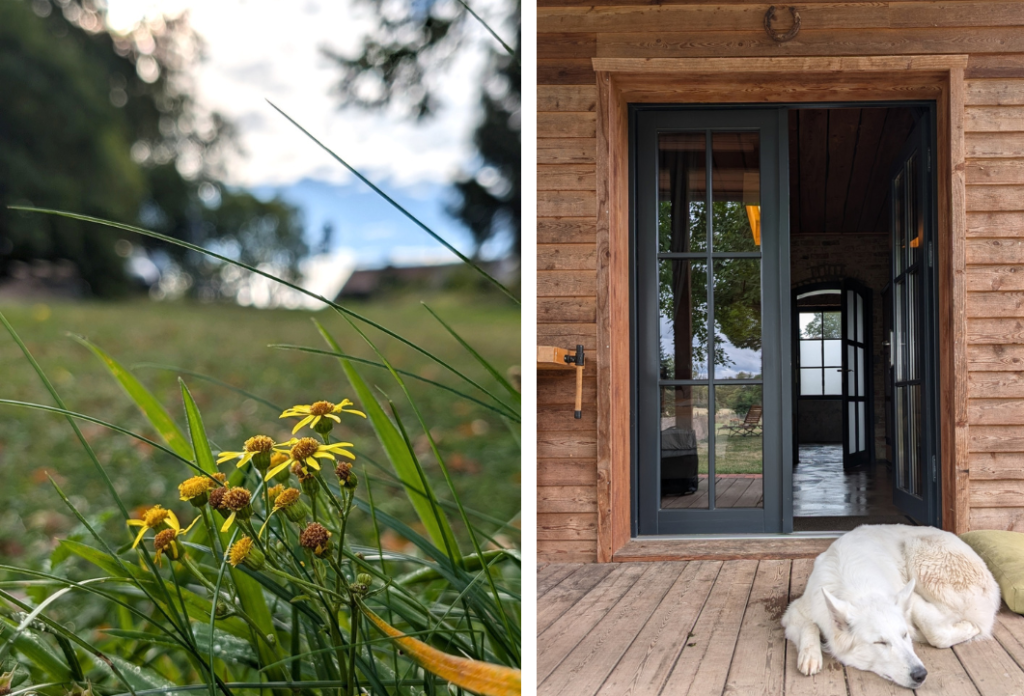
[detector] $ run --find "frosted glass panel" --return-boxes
[849,402,856,454]
[801,369,823,395]
[823,340,841,367]
[857,294,864,343]
[848,345,855,393]
[824,367,842,395]
[857,348,865,395]
[858,401,867,451]
[801,341,822,367]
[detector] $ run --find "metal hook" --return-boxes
[764,5,801,43]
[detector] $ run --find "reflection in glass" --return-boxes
[711,132,761,252]
[907,154,919,269]
[894,170,905,272]
[660,386,709,509]
[714,384,763,508]
[659,133,707,254]
[713,258,762,378]
[659,260,708,380]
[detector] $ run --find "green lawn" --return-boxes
[697,417,764,475]
[0,291,520,567]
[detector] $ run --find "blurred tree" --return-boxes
[322,0,520,257]
[0,0,306,297]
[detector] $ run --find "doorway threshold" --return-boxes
[614,534,840,562]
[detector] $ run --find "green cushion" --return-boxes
[961,530,1024,613]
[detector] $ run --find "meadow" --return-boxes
[0,291,520,569]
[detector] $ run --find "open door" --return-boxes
[842,280,873,470]
[889,117,939,525]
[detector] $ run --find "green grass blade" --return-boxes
[11,208,514,411]
[180,380,217,474]
[0,617,74,682]
[269,345,520,421]
[70,334,192,460]
[266,103,519,304]
[314,321,461,563]
[421,303,520,403]
[453,0,519,64]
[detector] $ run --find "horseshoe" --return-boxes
[764,5,801,43]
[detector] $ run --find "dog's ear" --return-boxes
[896,579,916,611]
[822,588,853,631]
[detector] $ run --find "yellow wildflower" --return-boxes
[127,505,174,549]
[265,437,355,481]
[280,399,366,434]
[217,435,276,470]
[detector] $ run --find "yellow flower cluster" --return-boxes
[128,398,362,566]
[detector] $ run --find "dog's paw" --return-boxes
[798,646,823,676]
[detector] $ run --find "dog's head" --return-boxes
[822,581,927,688]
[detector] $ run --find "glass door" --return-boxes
[842,280,873,470]
[890,117,938,525]
[634,109,788,535]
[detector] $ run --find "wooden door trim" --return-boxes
[593,55,968,562]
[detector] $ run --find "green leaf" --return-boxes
[315,321,461,563]
[100,654,187,696]
[180,380,217,474]
[58,540,252,641]
[71,335,192,460]
[0,618,74,682]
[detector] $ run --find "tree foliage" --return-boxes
[322,0,521,256]
[1,0,306,297]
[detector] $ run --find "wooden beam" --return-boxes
[592,55,970,74]
[613,537,835,562]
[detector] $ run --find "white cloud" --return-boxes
[104,0,513,189]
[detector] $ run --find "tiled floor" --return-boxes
[539,560,1024,695]
[793,444,903,518]
[660,445,907,525]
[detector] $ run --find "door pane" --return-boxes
[858,401,867,452]
[906,154,919,270]
[660,386,709,508]
[894,170,905,272]
[913,272,921,380]
[800,312,822,339]
[824,367,842,395]
[911,384,923,496]
[849,402,856,455]
[857,347,865,396]
[823,311,841,339]
[801,340,822,367]
[856,294,864,344]
[713,258,762,378]
[801,369,823,395]
[710,132,760,252]
[823,339,841,366]
[659,260,709,380]
[659,133,708,254]
[714,385,763,508]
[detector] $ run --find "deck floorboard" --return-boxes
[539,561,1024,695]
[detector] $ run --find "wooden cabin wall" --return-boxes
[538,2,1024,562]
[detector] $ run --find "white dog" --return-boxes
[782,524,1000,688]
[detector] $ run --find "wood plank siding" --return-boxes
[538,3,1024,562]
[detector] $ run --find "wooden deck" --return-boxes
[538,561,1024,695]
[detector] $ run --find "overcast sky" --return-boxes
[104,0,510,189]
